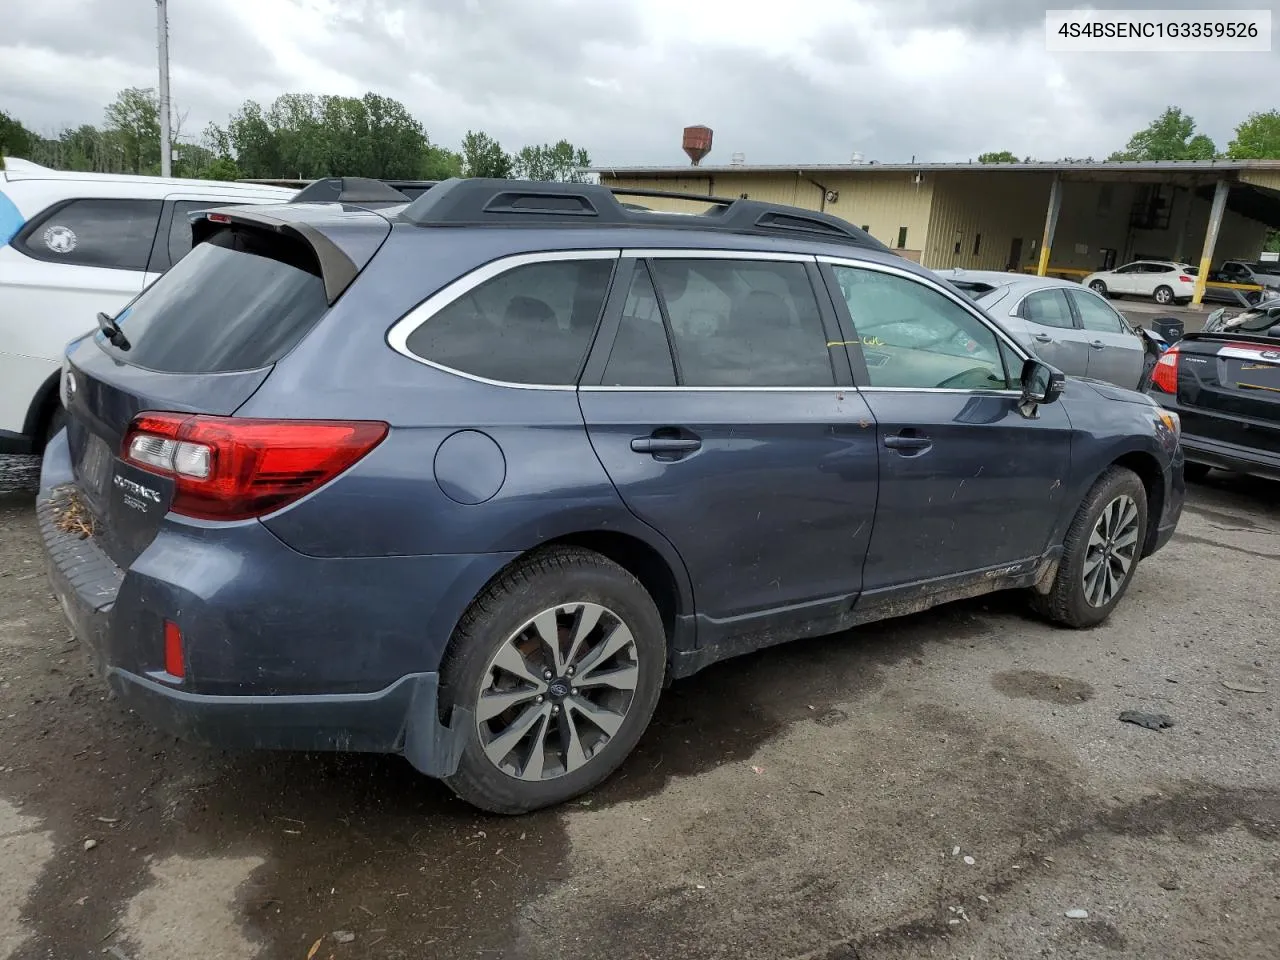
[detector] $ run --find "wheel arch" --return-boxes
[446,524,696,663]
[21,369,62,451]
[1110,449,1165,557]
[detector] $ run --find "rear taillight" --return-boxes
[1151,345,1180,393]
[1178,275,1193,283]
[122,413,388,521]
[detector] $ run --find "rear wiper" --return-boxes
[97,312,130,351]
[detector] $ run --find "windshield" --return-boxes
[102,226,328,374]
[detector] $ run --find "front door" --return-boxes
[579,255,878,648]
[1108,263,1142,295]
[821,260,1073,594]
[1068,288,1146,389]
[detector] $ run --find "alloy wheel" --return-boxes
[1082,494,1140,607]
[475,602,639,781]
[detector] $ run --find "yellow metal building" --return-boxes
[596,160,1280,304]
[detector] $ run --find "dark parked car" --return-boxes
[1149,328,1280,482]
[39,179,1185,814]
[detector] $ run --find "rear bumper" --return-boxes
[1179,432,1280,482]
[105,668,467,776]
[36,430,498,777]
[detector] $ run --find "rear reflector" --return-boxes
[1151,345,1180,393]
[122,413,389,521]
[163,620,185,679]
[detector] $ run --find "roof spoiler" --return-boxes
[190,204,392,304]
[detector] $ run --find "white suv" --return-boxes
[1081,260,1197,306]
[0,159,296,454]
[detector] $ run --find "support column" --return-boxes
[1191,179,1230,308]
[1036,175,1062,277]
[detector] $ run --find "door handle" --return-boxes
[1090,340,1106,349]
[1034,334,1053,343]
[884,432,933,454]
[631,436,701,454]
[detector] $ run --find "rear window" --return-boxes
[102,227,328,373]
[950,281,999,300]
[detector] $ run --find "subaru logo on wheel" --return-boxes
[547,678,571,700]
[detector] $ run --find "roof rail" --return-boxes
[398,177,888,251]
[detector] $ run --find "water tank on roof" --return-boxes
[683,126,713,165]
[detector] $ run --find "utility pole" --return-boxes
[156,0,172,177]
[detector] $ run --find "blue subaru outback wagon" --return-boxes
[38,178,1185,813]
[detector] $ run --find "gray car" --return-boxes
[936,269,1146,389]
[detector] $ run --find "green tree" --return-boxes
[1108,106,1216,161]
[1227,109,1280,159]
[103,87,162,174]
[977,150,1019,163]
[421,142,463,179]
[460,130,513,178]
[0,110,37,161]
[513,140,591,182]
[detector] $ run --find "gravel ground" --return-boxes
[0,454,1276,960]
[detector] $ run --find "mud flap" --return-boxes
[401,674,471,778]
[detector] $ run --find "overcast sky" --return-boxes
[2,0,1277,167]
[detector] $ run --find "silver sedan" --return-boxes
[934,269,1148,390]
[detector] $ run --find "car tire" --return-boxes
[1089,280,1109,297]
[1031,466,1148,629]
[439,546,666,815]
[1154,285,1174,305]
[1183,462,1212,483]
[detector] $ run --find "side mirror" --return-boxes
[1021,358,1065,405]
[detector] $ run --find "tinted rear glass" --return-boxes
[102,227,327,373]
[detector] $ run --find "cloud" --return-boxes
[1,0,1276,165]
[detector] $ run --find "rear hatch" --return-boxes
[1166,333,1280,455]
[60,203,391,568]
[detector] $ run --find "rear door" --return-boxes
[1067,287,1145,389]
[1011,287,1091,377]
[61,220,341,568]
[579,253,878,649]
[1174,336,1280,458]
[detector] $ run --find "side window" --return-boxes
[601,265,676,386]
[1017,289,1075,329]
[832,265,1012,391]
[648,258,834,387]
[167,201,222,266]
[19,198,161,271]
[1069,290,1127,333]
[404,258,614,385]
[1113,263,1139,274]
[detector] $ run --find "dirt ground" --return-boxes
[0,458,1277,960]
